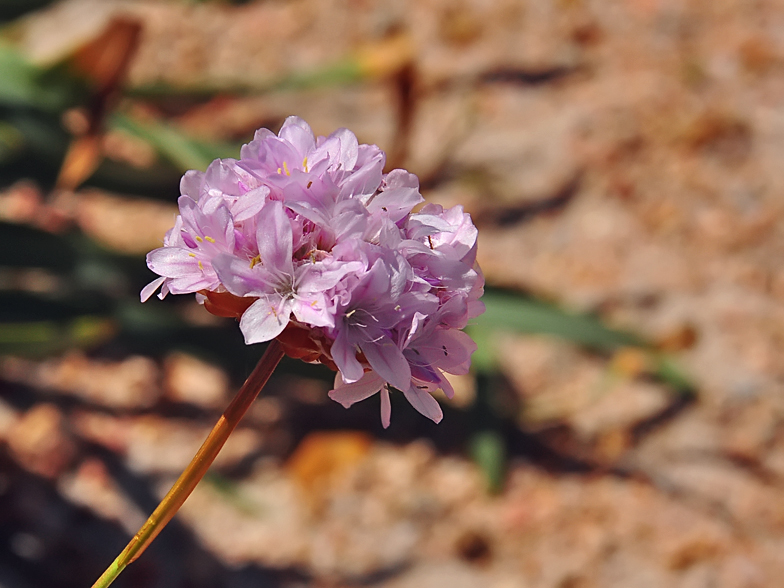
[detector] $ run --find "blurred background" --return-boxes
[0,0,782,586]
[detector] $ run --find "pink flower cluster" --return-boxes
[142,117,484,426]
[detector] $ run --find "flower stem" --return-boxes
[91,339,285,588]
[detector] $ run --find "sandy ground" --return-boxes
[3,1,784,586]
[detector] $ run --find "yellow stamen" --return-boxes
[198,261,204,271]
[283,161,290,176]
[310,300,318,307]
[277,167,282,175]
[204,236,216,243]
[249,255,261,269]
[188,253,196,258]
[195,236,203,242]
[302,156,308,172]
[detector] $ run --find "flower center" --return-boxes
[273,273,296,299]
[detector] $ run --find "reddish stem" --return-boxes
[91,339,285,588]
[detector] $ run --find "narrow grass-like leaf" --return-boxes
[469,430,506,494]
[0,316,115,356]
[126,34,413,99]
[0,42,80,110]
[110,112,238,172]
[469,289,696,395]
[651,354,696,397]
[1,107,69,159]
[127,59,364,99]
[472,289,642,352]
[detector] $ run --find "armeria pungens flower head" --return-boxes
[142,116,484,427]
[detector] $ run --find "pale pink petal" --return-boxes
[253,128,276,142]
[147,247,200,278]
[278,116,316,156]
[380,386,391,428]
[384,169,419,190]
[328,128,359,170]
[255,201,293,273]
[239,128,275,160]
[402,386,443,423]
[331,330,365,383]
[367,186,423,222]
[212,254,273,297]
[292,293,334,328]
[468,300,486,319]
[414,329,477,372]
[238,297,290,344]
[328,371,385,408]
[167,272,217,295]
[231,186,269,221]
[338,151,384,198]
[438,372,455,399]
[180,170,204,199]
[308,135,342,169]
[140,276,166,302]
[359,337,411,392]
